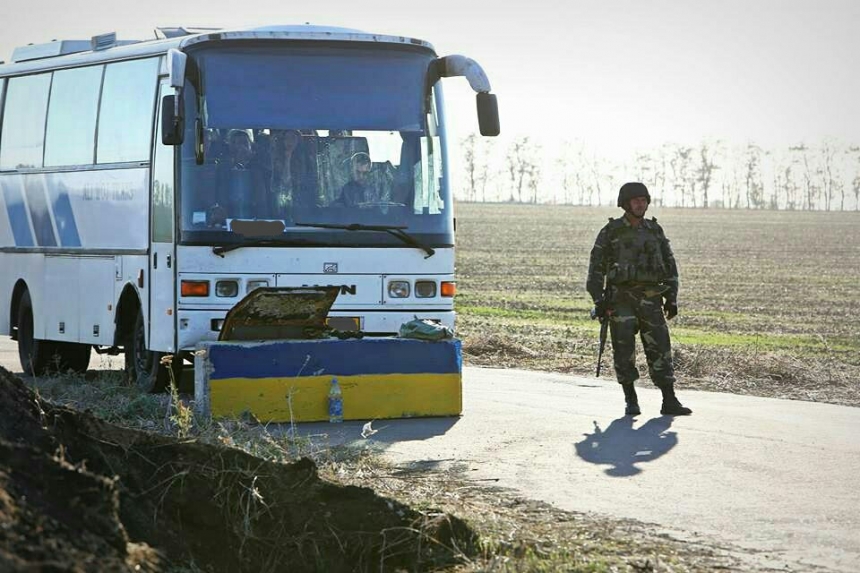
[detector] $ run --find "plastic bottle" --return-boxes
[328,377,343,423]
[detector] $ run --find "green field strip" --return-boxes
[458,305,858,352]
[459,304,593,325]
[672,328,859,351]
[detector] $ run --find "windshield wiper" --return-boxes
[295,222,435,258]
[212,237,316,257]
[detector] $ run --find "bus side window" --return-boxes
[0,73,52,170]
[97,58,159,164]
[44,66,103,167]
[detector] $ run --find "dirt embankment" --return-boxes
[0,366,476,572]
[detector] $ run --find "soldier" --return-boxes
[586,182,692,416]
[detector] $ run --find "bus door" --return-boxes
[149,80,177,353]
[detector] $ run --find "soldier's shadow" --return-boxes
[575,416,676,477]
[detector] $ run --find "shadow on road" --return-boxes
[287,416,461,448]
[574,415,677,477]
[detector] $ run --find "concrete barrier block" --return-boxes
[194,338,462,422]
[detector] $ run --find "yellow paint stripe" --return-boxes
[209,373,462,422]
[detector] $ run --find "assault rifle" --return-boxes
[590,295,611,377]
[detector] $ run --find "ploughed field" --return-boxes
[454,203,860,406]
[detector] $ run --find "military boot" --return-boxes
[622,383,641,416]
[660,384,692,416]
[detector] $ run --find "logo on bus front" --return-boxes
[324,263,338,274]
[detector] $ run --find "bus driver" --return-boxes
[333,152,373,207]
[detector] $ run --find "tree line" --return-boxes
[459,135,860,211]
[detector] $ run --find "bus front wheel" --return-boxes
[126,311,175,393]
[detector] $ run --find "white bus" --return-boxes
[0,25,499,391]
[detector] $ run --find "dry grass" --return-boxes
[329,454,753,572]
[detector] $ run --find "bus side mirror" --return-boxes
[477,93,500,137]
[161,95,185,146]
[167,49,187,89]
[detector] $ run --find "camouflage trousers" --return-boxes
[608,286,675,388]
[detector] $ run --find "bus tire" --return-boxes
[126,310,174,393]
[16,291,56,376]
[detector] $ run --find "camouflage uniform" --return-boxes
[586,216,679,389]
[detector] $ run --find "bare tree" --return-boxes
[789,144,817,210]
[723,145,745,209]
[588,153,609,206]
[838,147,854,211]
[853,174,860,212]
[779,148,802,210]
[768,159,785,210]
[577,146,598,205]
[649,146,670,203]
[556,142,576,204]
[527,160,542,204]
[634,151,654,185]
[461,134,478,202]
[505,137,541,203]
[667,145,695,207]
[778,161,799,210]
[529,142,543,203]
[743,144,765,208]
[505,138,522,202]
[696,141,719,208]
[820,140,838,211]
[464,136,497,202]
[849,146,860,212]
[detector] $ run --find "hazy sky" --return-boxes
[2,0,858,158]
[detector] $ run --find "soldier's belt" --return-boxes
[612,283,670,298]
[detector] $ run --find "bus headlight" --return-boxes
[415,280,437,298]
[215,280,239,297]
[246,279,269,293]
[388,280,410,298]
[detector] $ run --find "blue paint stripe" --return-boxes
[24,178,57,247]
[1,180,35,247]
[48,182,81,247]
[208,338,462,379]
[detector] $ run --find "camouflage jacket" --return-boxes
[586,216,679,304]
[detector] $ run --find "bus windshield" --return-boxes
[179,45,453,247]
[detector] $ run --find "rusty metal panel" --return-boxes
[218,286,339,341]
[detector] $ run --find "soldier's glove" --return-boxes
[591,298,610,321]
[664,300,678,320]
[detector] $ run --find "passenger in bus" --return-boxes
[252,130,272,171]
[203,129,227,164]
[267,129,308,219]
[209,130,267,225]
[225,129,255,169]
[332,152,373,207]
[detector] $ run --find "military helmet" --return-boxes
[617,182,651,208]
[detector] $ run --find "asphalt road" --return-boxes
[2,339,857,572]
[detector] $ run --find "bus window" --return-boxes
[0,73,52,170]
[44,65,103,167]
[96,58,159,164]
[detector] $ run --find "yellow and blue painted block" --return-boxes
[194,338,462,422]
